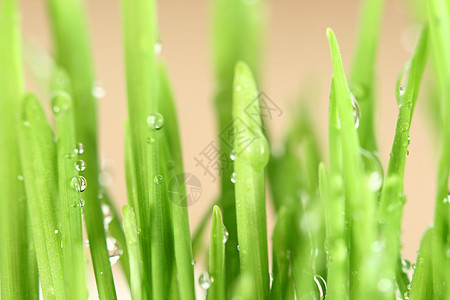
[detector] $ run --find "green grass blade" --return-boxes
[232,274,256,300]
[45,0,117,297]
[212,0,266,287]
[51,76,87,299]
[327,28,378,299]
[19,93,65,299]
[0,0,38,298]
[207,206,226,300]
[158,63,196,299]
[232,62,270,299]
[350,0,384,152]
[121,0,169,297]
[409,228,435,300]
[427,0,450,296]
[122,205,145,300]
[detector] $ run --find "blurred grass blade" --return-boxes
[350,0,384,152]
[427,0,450,296]
[45,0,117,297]
[19,94,65,299]
[232,62,270,299]
[327,28,378,298]
[232,274,256,300]
[122,205,145,300]
[158,63,195,299]
[211,0,266,287]
[409,228,434,299]
[51,71,87,299]
[0,0,38,298]
[207,206,226,300]
[121,0,170,297]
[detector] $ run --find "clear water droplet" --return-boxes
[51,92,70,115]
[237,244,240,251]
[368,171,383,192]
[74,160,86,172]
[313,274,327,300]
[147,113,164,130]
[412,263,417,270]
[222,225,229,244]
[74,143,84,155]
[154,175,163,185]
[17,175,24,181]
[102,204,113,230]
[350,92,361,128]
[92,82,106,99]
[400,122,409,132]
[79,199,85,207]
[71,176,87,192]
[230,149,236,161]
[443,193,450,204]
[198,271,212,290]
[242,133,270,169]
[191,259,196,266]
[401,258,411,272]
[106,237,123,265]
[360,149,384,193]
[154,40,162,55]
[54,229,59,234]
[231,172,236,184]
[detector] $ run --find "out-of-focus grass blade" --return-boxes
[377,27,428,299]
[51,70,87,300]
[232,274,256,300]
[319,163,347,300]
[122,205,144,300]
[19,94,65,299]
[0,0,38,298]
[121,0,167,298]
[327,28,378,299]
[158,63,195,300]
[350,0,384,152]
[211,0,266,287]
[409,228,434,299]
[207,206,226,300]
[427,0,450,296]
[232,61,270,299]
[45,0,117,297]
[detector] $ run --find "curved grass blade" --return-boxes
[45,0,116,297]
[409,227,434,299]
[232,61,270,299]
[158,63,195,300]
[327,28,378,299]
[427,0,450,296]
[0,0,38,298]
[122,205,144,300]
[51,75,87,299]
[350,0,384,152]
[207,206,226,300]
[212,0,266,287]
[19,93,65,299]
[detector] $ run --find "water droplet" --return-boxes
[401,258,411,272]
[360,149,384,192]
[350,92,361,128]
[146,137,155,144]
[231,172,236,184]
[198,271,212,290]
[230,149,236,161]
[404,290,410,299]
[377,278,393,293]
[399,85,405,96]
[242,134,270,169]
[371,240,386,252]
[92,82,106,99]
[412,263,416,270]
[84,240,90,247]
[368,171,383,192]
[154,175,163,185]
[71,176,87,192]
[313,274,327,300]
[147,113,164,130]
[54,229,59,234]
[23,121,31,127]
[154,40,162,55]
[191,259,196,266]
[17,175,24,181]
[106,237,123,265]
[443,194,450,204]
[237,244,240,251]
[222,225,229,244]
[51,91,71,115]
[79,199,85,207]
[74,143,84,155]
[74,160,86,172]
[400,122,409,132]
[102,204,113,230]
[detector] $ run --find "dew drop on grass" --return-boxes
[350,92,361,128]
[377,278,393,293]
[401,258,411,272]
[313,274,327,300]
[79,199,85,207]
[146,137,155,144]
[231,172,236,184]
[154,40,162,55]
[230,149,236,161]
[198,271,213,290]
[102,203,113,230]
[147,113,164,130]
[243,134,270,169]
[17,175,23,181]
[237,244,240,251]
[74,143,84,155]
[54,229,59,234]
[106,237,123,265]
[222,225,229,244]
[360,149,384,192]
[92,82,106,99]
[154,175,163,185]
[400,122,410,132]
[71,176,87,192]
[368,171,382,192]
[74,160,86,172]
[191,259,196,266]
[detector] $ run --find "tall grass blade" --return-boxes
[207,206,226,300]
[0,0,38,298]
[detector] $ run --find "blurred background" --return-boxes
[21,0,434,297]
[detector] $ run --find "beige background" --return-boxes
[21,0,435,297]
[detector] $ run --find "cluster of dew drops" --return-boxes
[69,142,87,208]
